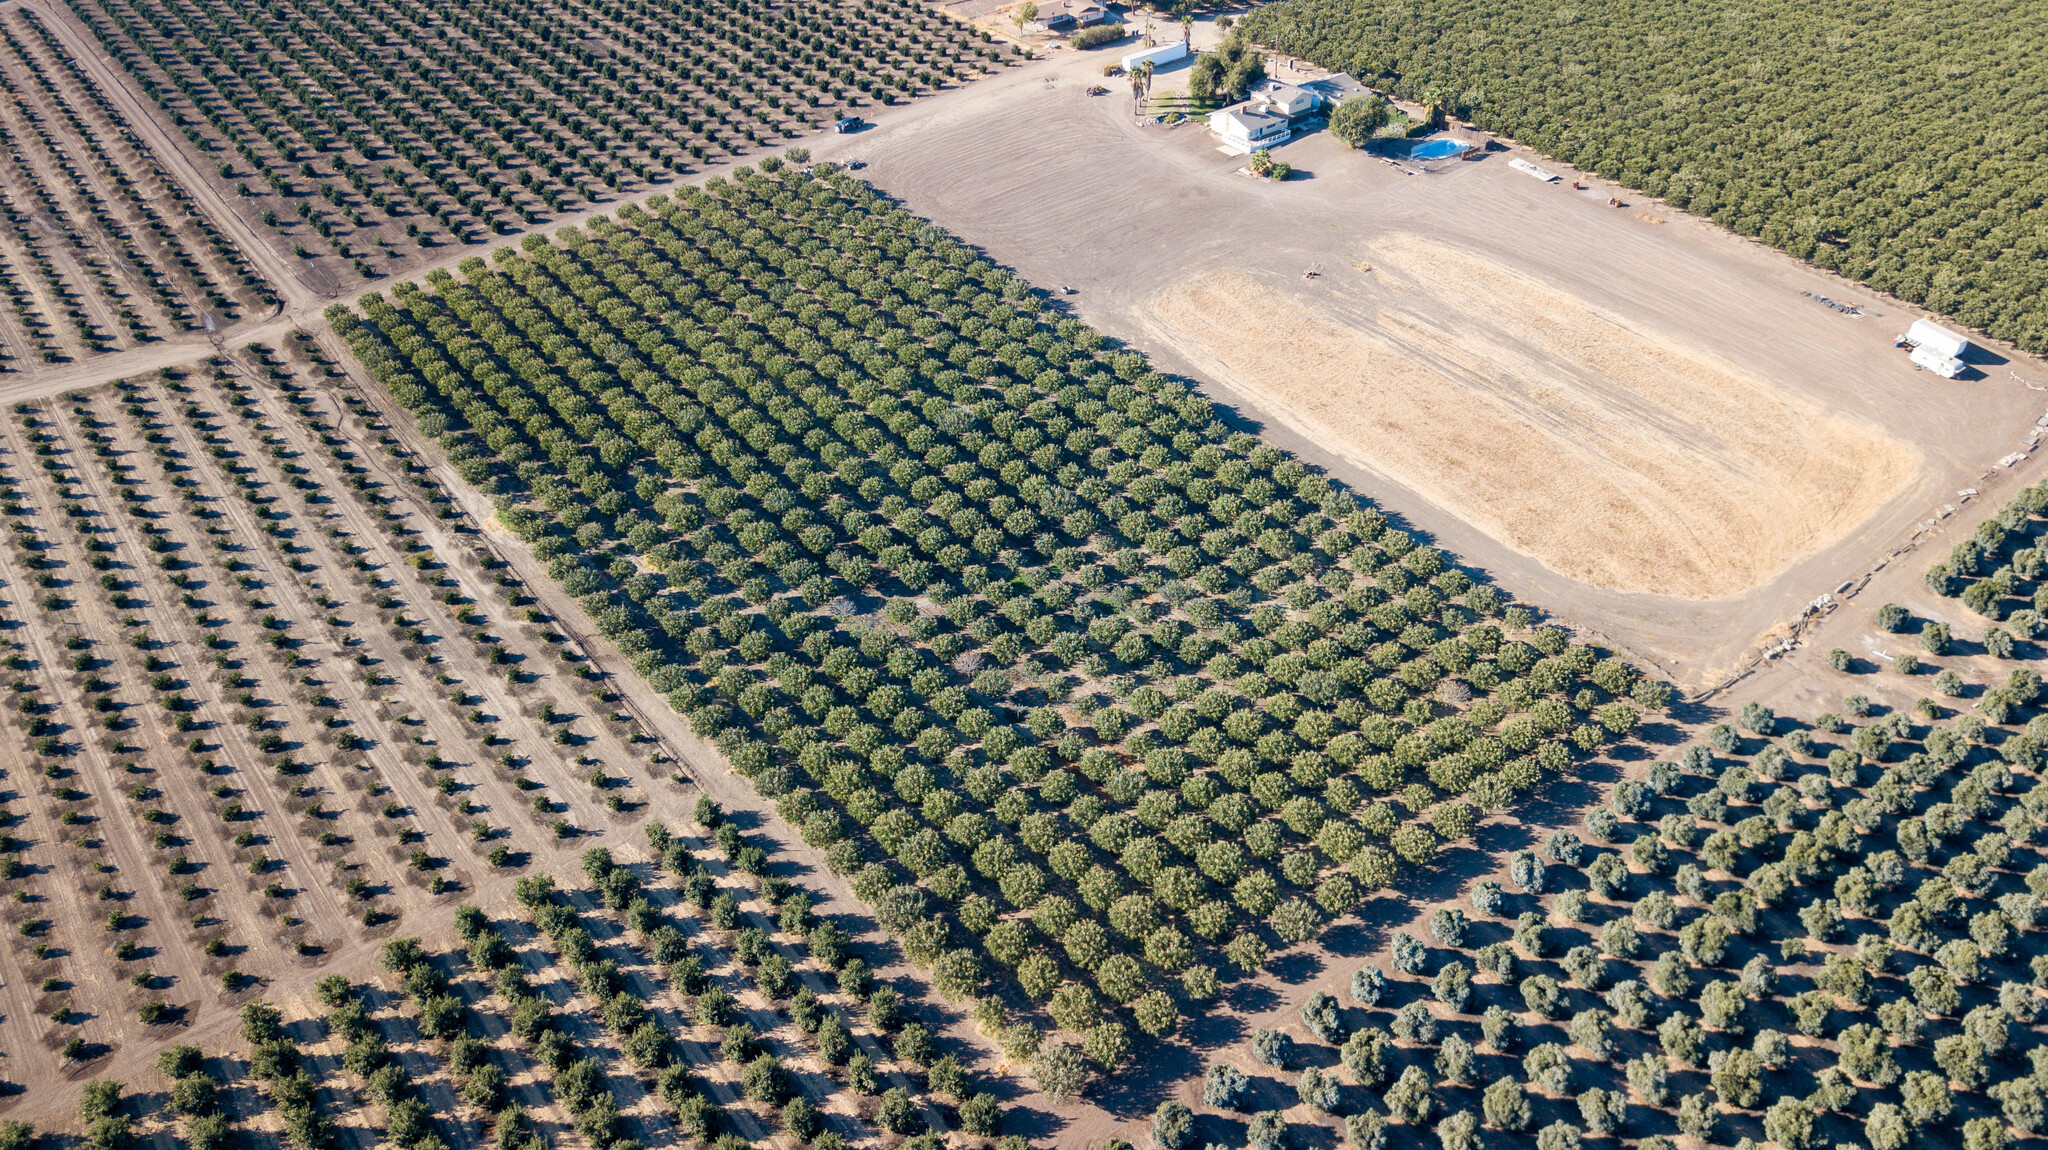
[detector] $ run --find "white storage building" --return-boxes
[1905,319,1971,361]
[1120,41,1188,72]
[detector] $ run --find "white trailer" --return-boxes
[1904,318,1971,361]
[1120,41,1189,72]
[1509,158,1559,182]
[1911,343,1966,379]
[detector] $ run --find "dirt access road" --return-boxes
[797,32,2048,692]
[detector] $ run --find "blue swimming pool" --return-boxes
[1388,137,1472,159]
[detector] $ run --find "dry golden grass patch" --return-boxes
[1148,236,1917,599]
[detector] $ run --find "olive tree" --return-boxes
[1482,1078,1530,1131]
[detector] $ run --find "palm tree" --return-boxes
[1131,60,1155,114]
[1181,14,1193,46]
[1422,86,1452,130]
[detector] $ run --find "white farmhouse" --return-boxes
[1208,104,1291,154]
[1022,0,1111,32]
[1249,80,1319,118]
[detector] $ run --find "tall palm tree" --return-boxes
[1422,86,1452,130]
[1180,14,1193,46]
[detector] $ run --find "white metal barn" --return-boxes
[1905,319,1972,360]
[1901,319,1971,379]
[1120,41,1189,72]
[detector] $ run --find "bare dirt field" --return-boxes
[802,41,2048,690]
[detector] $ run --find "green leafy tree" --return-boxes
[1386,1066,1434,1123]
[1482,1078,1530,1131]
[1763,1097,1818,1150]
[1900,1071,1953,1127]
[1035,1043,1090,1101]
[1188,31,1267,103]
[1331,96,1393,148]
[1151,1100,1195,1150]
[1436,1110,1482,1150]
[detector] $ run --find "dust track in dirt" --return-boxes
[1148,237,1919,600]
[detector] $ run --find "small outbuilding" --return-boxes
[1899,319,1971,378]
[1910,343,1967,379]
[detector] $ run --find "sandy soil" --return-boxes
[1149,240,1918,600]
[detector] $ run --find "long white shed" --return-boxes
[1905,319,1971,361]
[1121,41,1189,72]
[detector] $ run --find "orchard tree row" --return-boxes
[0,9,267,367]
[330,158,1658,1087]
[64,0,995,283]
[1924,482,2048,633]
[1158,477,2048,1150]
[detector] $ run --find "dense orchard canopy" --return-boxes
[1239,0,2048,354]
[332,160,1648,1071]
